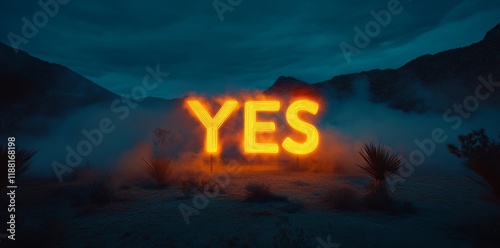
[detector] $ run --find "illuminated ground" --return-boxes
[7,167,500,247]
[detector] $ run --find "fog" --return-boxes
[18,77,500,182]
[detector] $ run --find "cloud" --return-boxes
[1,0,499,98]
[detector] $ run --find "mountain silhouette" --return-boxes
[0,42,117,134]
[267,23,500,112]
[1,23,499,135]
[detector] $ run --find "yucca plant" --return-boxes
[356,142,403,210]
[143,127,176,187]
[1,145,37,190]
[143,156,173,186]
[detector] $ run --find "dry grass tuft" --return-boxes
[324,184,361,211]
[244,183,288,203]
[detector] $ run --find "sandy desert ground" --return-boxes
[2,164,500,248]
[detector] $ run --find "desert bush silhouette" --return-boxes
[1,145,37,191]
[324,184,361,211]
[273,216,312,248]
[178,177,221,198]
[89,175,116,205]
[356,142,403,210]
[244,183,288,202]
[448,129,500,200]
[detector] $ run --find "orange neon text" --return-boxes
[187,99,320,155]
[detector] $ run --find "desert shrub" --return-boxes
[273,216,313,248]
[324,184,361,211]
[448,129,500,199]
[64,173,116,212]
[179,177,208,197]
[280,200,305,213]
[89,176,115,204]
[66,161,99,182]
[178,176,225,199]
[244,183,288,202]
[1,145,37,191]
[204,181,221,195]
[356,142,403,210]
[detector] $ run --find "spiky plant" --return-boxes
[448,129,500,199]
[143,127,177,187]
[143,156,172,186]
[356,142,403,209]
[1,145,37,190]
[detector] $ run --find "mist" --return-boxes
[18,72,499,182]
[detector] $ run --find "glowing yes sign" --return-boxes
[187,100,319,154]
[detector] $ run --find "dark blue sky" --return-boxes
[1,0,499,99]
